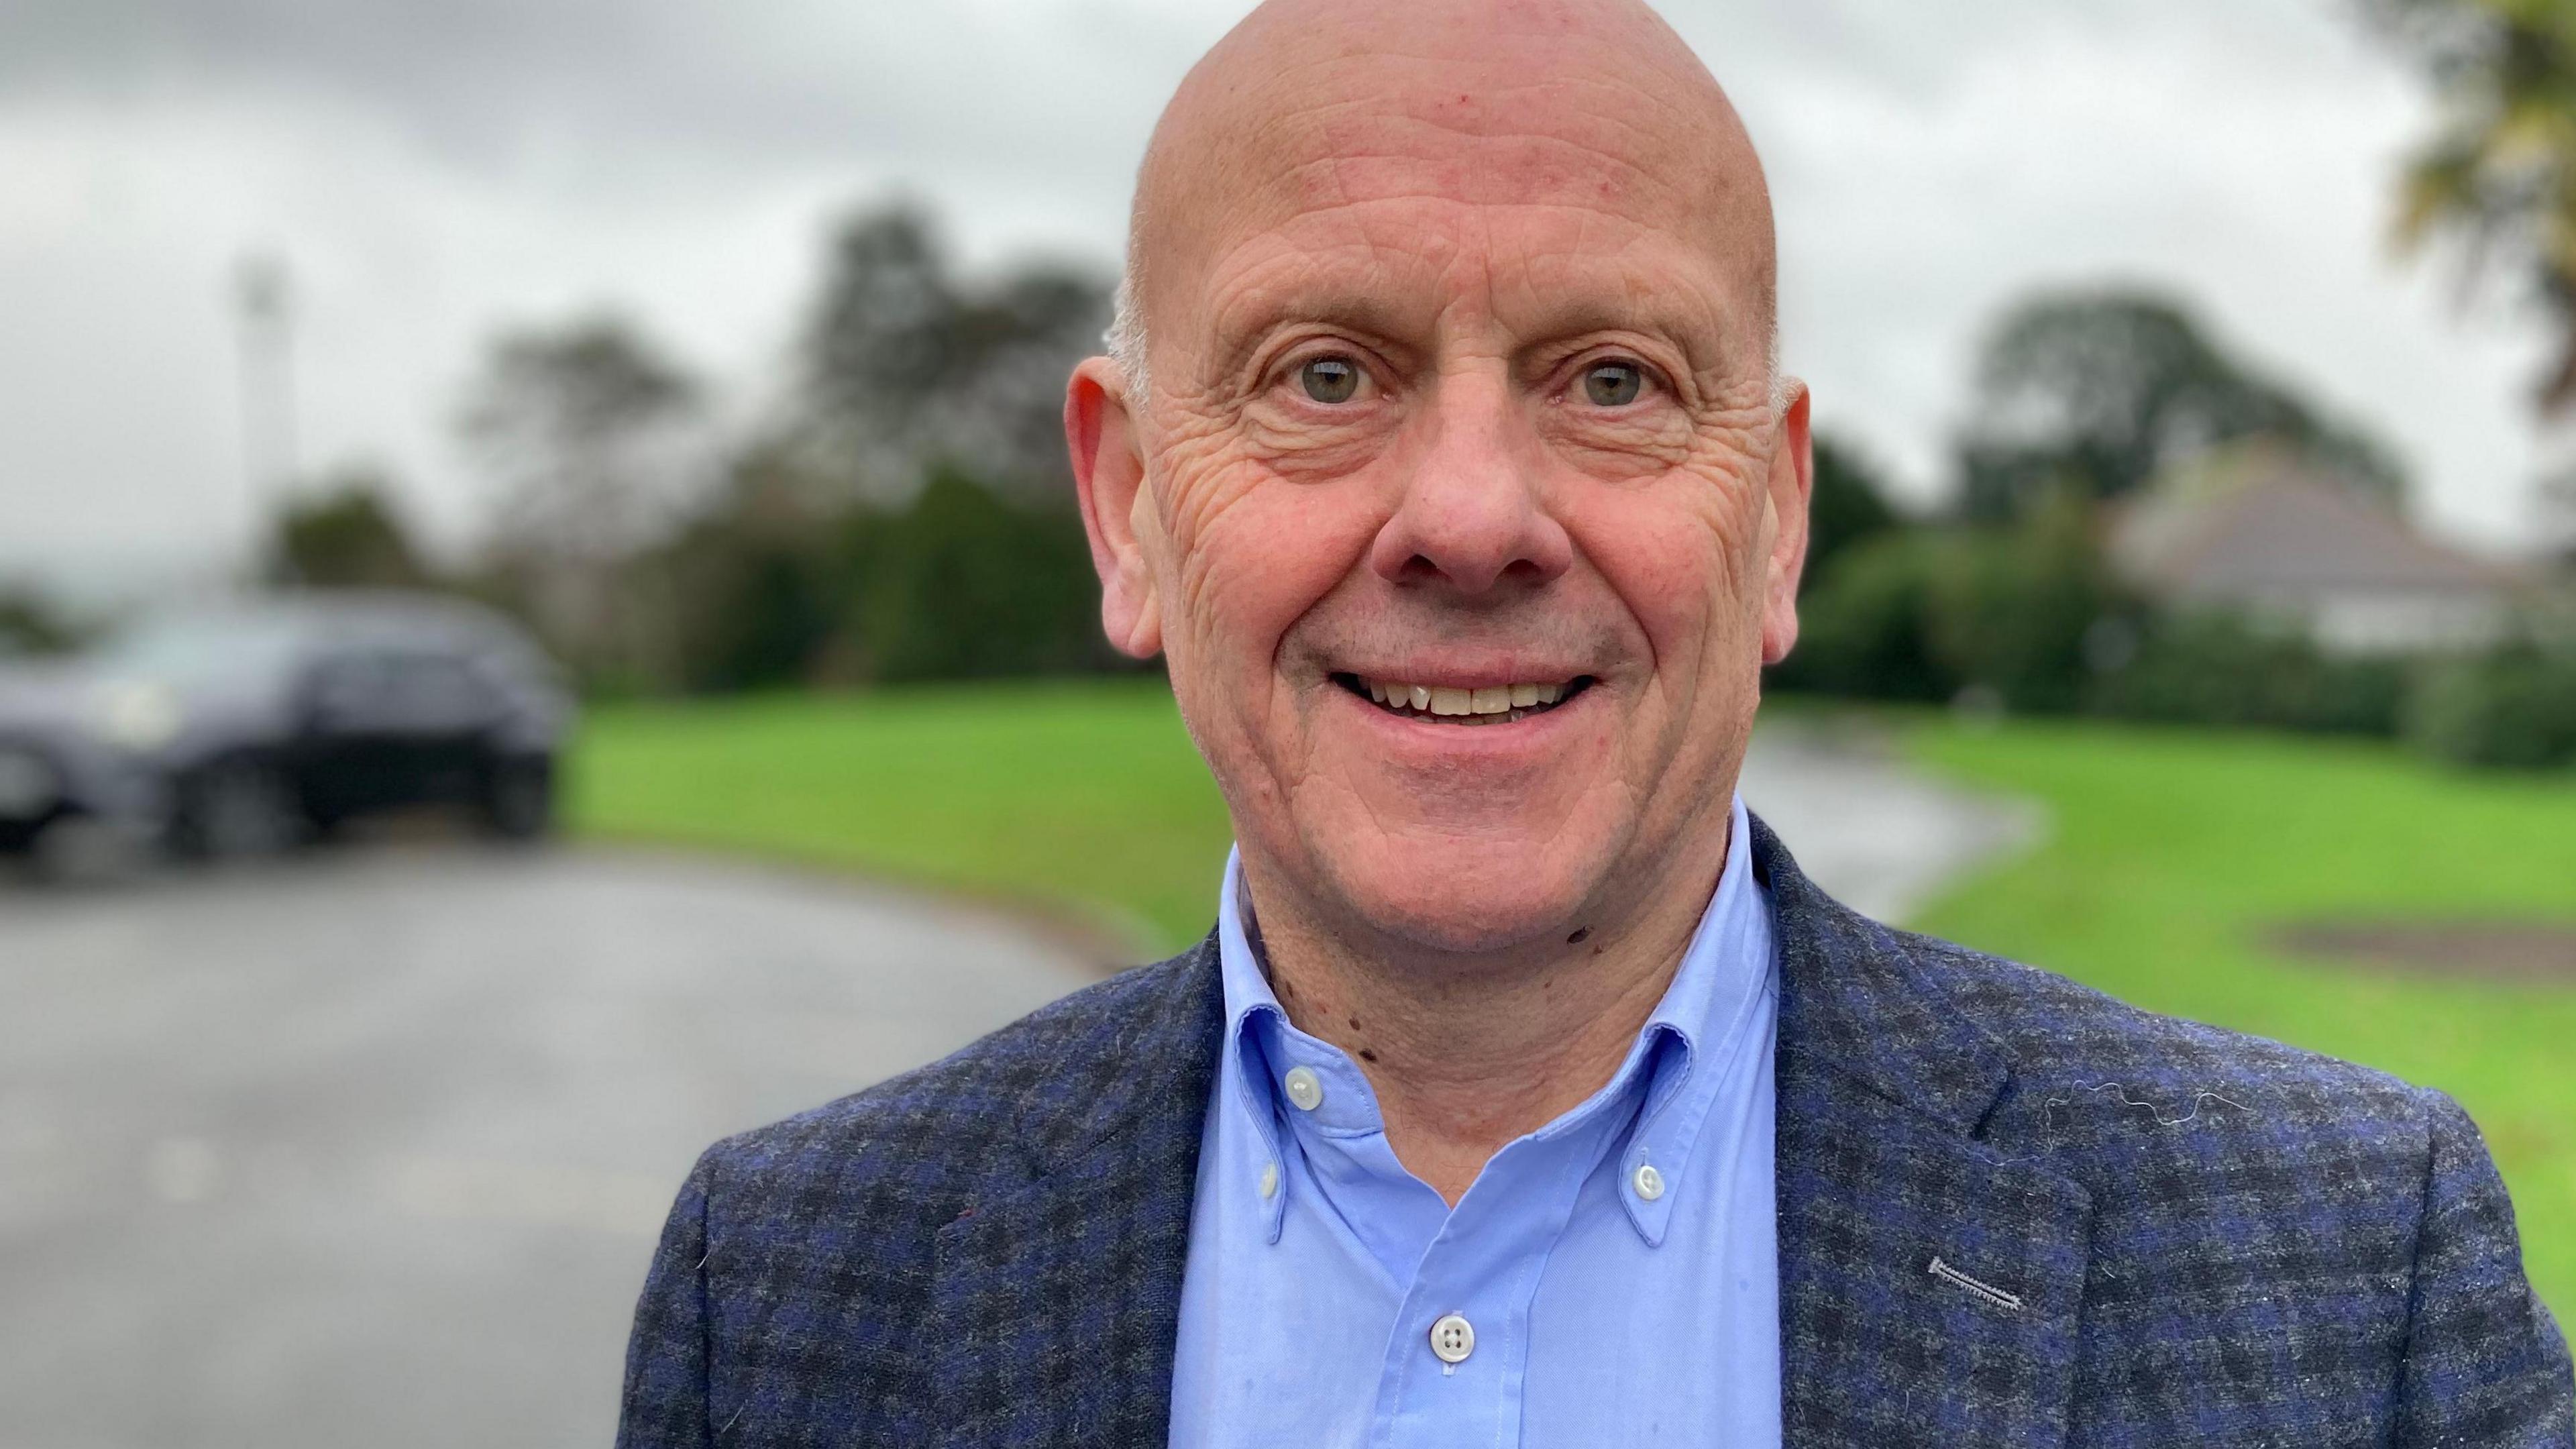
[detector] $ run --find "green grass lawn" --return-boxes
[570,683,2573,1311]
[569,679,1233,949]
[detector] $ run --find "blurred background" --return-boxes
[4,0,2575,1442]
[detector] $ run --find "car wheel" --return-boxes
[478,755,554,843]
[29,814,151,885]
[180,759,301,861]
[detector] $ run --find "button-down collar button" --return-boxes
[1258,1162,1279,1199]
[1632,1163,1666,1201]
[1282,1065,1324,1112]
[1428,1313,1476,1365]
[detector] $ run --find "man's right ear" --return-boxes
[1065,356,1164,659]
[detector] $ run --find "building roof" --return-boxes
[2110,442,2519,602]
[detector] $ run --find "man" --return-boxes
[617,0,2575,1442]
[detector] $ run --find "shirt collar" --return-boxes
[1214,795,1776,1247]
[1617,795,1775,1244]
[1213,851,1296,1242]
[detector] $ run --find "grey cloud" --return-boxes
[0,0,2280,192]
[0,0,1210,197]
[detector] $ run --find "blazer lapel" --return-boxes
[927,941,1226,1449]
[1756,817,2094,1449]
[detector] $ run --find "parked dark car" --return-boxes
[0,593,572,873]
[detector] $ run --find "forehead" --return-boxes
[1197,203,1741,378]
[1150,40,1768,366]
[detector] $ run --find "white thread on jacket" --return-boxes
[2045,1081,2252,1128]
[1928,1255,2025,1312]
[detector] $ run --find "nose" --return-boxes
[1368,372,1574,596]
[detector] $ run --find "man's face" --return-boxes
[1074,34,1811,955]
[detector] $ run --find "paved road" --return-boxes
[1739,720,2040,925]
[0,849,1098,1449]
[0,727,2027,1448]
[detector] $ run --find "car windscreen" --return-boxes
[91,616,311,689]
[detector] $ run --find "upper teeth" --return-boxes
[1362,679,1568,716]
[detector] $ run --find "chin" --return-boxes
[1309,824,1615,957]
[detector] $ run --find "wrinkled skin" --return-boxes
[1067,0,1811,1195]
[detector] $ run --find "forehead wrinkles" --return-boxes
[1139,31,1769,348]
[1287,69,1705,207]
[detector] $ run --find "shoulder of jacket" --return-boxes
[1888,924,2441,1150]
[692,946,1214,1217]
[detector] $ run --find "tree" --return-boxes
[0,587,76,657]
[1957,288,2406,521]
[1772,497,2121,713]
[457,315,704,688]
[460,316,702,557]
[1921,493,2119,714]
[647,443,848,693]
[1803,432,1901,596]
[264,469,432,590]
[2363,0,2576,412]
[795,201,1111,504]
[844,467,1114,682]
[1770,529,1955,703]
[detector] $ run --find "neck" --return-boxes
[1239,830,1728,1205]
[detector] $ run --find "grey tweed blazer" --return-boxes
[619,818,2575,1446]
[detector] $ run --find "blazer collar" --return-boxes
[926,938,1226,1449]
[1755,811,2015,1136]
[1756,814,2094,1448]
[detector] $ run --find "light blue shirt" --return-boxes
[1170,796,1782,1447]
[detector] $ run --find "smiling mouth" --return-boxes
[1332,673,1595,725]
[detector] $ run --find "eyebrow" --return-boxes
[1196,261,1747,386]
[1506,292,1741,375]
[1202,291,1429,387]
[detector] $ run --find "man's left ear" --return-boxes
[1759,382,1813,667]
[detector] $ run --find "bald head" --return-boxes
[1110,0,1778,403]
[1061,0,1817,975]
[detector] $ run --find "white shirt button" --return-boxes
[1428,1313,1476,1365]
[1282,1066,1324,1112]
[1632,1163,1666,1201]
[1258,1162,1279,1199]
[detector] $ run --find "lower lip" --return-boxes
[1328,682,1597,758]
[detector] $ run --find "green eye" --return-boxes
[1300,356,1360,404]
[1582,362,1644,407]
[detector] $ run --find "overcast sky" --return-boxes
[0,0,2554,595]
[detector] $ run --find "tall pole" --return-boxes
[233,253,297,577]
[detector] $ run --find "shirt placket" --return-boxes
[1366,1097,1638,1448]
